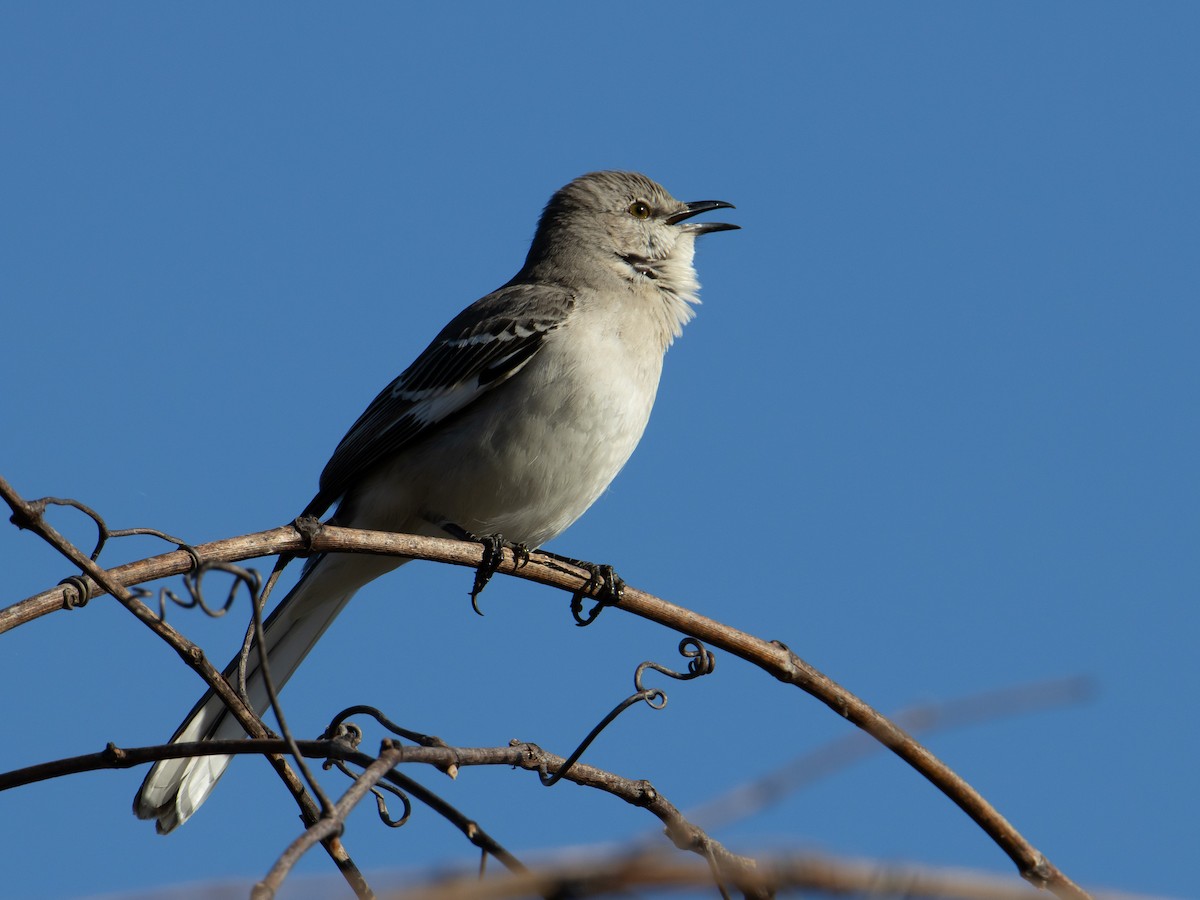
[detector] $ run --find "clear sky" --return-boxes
[2,4,1197,899]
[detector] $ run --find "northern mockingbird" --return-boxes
[133,170,737,833]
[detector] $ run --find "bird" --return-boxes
[133,170,738,833]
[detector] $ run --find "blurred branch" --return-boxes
[383,850,1162,900]
[0,486,1088,898]
[689,676,1095,831]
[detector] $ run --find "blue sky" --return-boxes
[2,4,1197,898]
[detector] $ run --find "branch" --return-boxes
[254,744,408,900]
[382,851,1159,900]
[0,501,1087,898]
[0,478,372,898]
[687,676,1095,831]
[2,737,761,897]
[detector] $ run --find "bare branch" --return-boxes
[255,743,407,900]
[688,676,1096,831]
[0,494,1088,898]
[382,851,1160,900]
[0,477,372,897]
[1,737,758,896]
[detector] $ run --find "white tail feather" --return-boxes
[133,552,404,833]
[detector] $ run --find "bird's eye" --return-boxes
[628,200,651,220]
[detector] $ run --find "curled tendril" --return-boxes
[130,559,262,624]
[322,705,448,750]
[327,722,364,754]
[634,638,716,694]
[26,496,201,566]
[324,757,414,829]
[57,575,91,609]
[370,779,413,828]
[185,561,262,616]
[540,638,716,787]
[27,497,205,609]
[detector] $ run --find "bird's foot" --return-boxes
[442,524,529,614]
[536,550,625,626]
[571,562,625,626]
[292,515,324,554]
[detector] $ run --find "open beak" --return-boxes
[667,200,739,235]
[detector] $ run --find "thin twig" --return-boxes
[247,559,336,819]
[0,503,1090,898]
[687,676,1095,831]
[0,738,754,896]
[0,477,373,899]
[255,743,406,899]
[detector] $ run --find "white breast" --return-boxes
[352,293,671,549]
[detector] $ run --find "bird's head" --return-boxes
[521,171,738,297]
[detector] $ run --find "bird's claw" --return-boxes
[292,515,324,554]
[468,534,529,614]
[570,562,625,627]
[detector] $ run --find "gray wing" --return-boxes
[304,282,575,516]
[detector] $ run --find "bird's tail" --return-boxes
[133,552,403,834]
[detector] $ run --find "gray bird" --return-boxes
[134,170,737,833]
